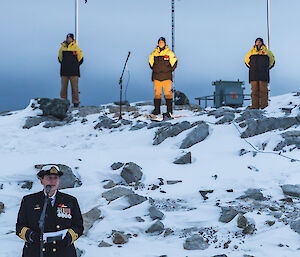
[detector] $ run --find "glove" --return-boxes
[56,232,72,248]
[27,230,40,243]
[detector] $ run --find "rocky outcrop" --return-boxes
[120,162,143,184]
[240,117,300,138]
[180,123,209,149]
[153,121,192,145]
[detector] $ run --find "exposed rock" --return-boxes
[146,220,165,234]
[82,207,102,235]
[135,216,145,223]
[237,215,248,229]
[120,119,133,126]
[274,131,300,151]
[130,122,147,131]
[199,190,214,200]
[120,162,143,184]
[242,223,256,235]
[166,180,182,185]
[113,231,129,244]
[183,234,209,250]
[0,202,4,214]
[94,116,118,130]
[235,109,265,122]
[175,90,190,105]
[102,187,134,202]
[281,184,300,198]
[164,228,174,237]
[213,255,228,257]
[19,181,33,190]
[216,112,235,124]
[35,164,81,190]
[180,123,209,149]
[173,152,192,165]
[34,98,70,119]
[23,116,61,129]
[111,162,124,170]
[238,189,267,201]
[153,121,192,145]
[290,220,300,235]
[0,110,12,116]
[43,120,69,128]
[98,241,112,247]
[149,206,165,220]
[219,207,238,223]
[72,106,103,117]
[147,122,171,130]
[265,220,276,226]
[103,180,116,189]
[124,194,147,209]
[240,117,300,138]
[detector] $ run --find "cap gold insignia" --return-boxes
[50,167,58,174]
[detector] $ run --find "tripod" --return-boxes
[118,52,131,120]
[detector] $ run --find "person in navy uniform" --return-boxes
[16,165,84,257]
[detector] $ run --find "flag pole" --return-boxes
[267,0,270,49]
[75,0,79,43]
[171,0,176,109]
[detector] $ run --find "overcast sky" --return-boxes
[1,0,299,111]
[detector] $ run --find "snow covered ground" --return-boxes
[0,93,299,257]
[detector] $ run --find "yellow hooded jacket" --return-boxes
[58,41,84,77]
[149,46,177,81]
[245,45,275,82]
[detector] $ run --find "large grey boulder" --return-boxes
[240,117,300,138]
[124,194,147,209]
[33,98,70,119]
[290,220,300,235]
[173,152,192,164]
[183,234,209,250]
[102,187,134,202]
[281,184,300,198]
[274,131,300,151]
[180,123,209,149]
[175,90,190,105]
[82,207,102,235]
[149,206,164,220]
[237,189,267,201]
[153,121,192,145]
[219,207,238,223]
[146,220,165,234]
[35,164,81,190]
[120,162,143,184]
[147,122,171,130]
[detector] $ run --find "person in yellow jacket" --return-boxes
[245,38,275,109]
[58,33,84,108]
[149,37,177,116]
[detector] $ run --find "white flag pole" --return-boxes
[267,0,270,49]
[75,0,79,43]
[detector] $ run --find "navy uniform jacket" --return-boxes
[16,191,83,257]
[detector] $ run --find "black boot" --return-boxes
[166,98,173,115]
[152,99,161,115]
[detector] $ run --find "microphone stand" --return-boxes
[118,51,131,121]
[39,187,51,257]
